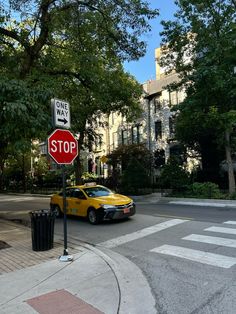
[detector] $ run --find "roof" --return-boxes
[144,73,180,98]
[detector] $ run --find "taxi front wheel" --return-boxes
[88,208,99,225]
[53,205,63,218]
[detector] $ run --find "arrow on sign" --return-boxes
[58,118,68,124]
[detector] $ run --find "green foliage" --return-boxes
[160,0,236,192]
[0,77,51,149]
[108,144,152,193]
[3,151,32,190]
[32,170,63,190]
[188,182,223,199]
[158,157,190,191]
[81,172,98,183]
[34,156,49,177]
[154,149,165,168]
[108,143,153,172]
[226,192,236,200]
[121,157,150,195]
[0,1,158,187]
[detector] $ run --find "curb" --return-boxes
[85,244,157,314]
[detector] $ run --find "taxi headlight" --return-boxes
[101,204,116,209]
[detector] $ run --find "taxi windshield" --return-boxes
[83,186,113,197]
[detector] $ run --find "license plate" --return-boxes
[123,208,130,214]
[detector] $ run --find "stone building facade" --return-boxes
[87,47,188,181]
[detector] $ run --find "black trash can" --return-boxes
[30,209,55,251]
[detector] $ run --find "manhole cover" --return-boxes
[0,240,11,250]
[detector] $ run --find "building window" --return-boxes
[112,132,118,150]
[131,125,140,144]
[154,97,161,113]
[88,158,93,173]
[137,125,140,143]
[95,134,103,151]
[122,129,128,145]
[95,156,101,175]
[169,91,178,106]
[155,120,162,140]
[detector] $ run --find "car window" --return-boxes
[71,189,86,199]
[83,186,113,197]
[58,189,72,197]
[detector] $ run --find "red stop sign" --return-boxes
[48,129,78,164]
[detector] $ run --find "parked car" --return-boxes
[50,182,136,224]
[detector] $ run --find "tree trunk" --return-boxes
[225,130,236,194]
[22,155,26,193]
[75,131,85,185]
[0,160,4,191]
[75,154,83,185]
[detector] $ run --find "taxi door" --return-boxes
[63,188,73,214]
[68,189,88,217]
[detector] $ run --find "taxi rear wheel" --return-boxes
[88,208,99,225]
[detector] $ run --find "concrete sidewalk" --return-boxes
[0,219,156,314]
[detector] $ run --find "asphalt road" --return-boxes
[1,194,236,314]
[136,202,236,223]
[1,193,236,223]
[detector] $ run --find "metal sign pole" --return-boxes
[59,165,73,262]
[62,165,68,255]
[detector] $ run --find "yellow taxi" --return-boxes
[50,183,136,224]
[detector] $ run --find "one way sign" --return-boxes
[51,98,71,129]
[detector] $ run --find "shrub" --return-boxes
[121,157,150,195]
[158,157,190,191]
[81,172,98,183]
[189,182,223,199]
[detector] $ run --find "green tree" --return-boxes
[158,157,190,191]
[4,149,32,191]
[121,157,150,195]
[108,143,153,189]
[160,0,236,193]
[0,1,158,187]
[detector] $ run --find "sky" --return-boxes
[124,0,178,83]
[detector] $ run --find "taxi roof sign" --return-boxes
[84,182,97,187]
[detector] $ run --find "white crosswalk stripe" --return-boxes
[150,221,236,269]
[205,226,236,235]
[0,197,36,202]
[98,219,188,248]
[183,234,236,248]
[150,245,236,269]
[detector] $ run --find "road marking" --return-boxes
[98,219,188,248]
[150,245,236,269]
[169,201,229,207]
[224,221,236,225]
[0,229,21,234]
[152,214,193,220]
[205,226,236,235]
[0,197,35,202]
[0,198,20,202]
[183,234,236,248]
